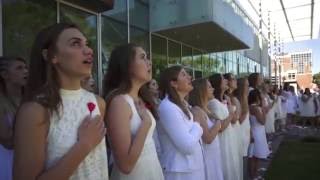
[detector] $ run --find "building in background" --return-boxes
[0,0,270,94]
[272,50,313,91]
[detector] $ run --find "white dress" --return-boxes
[208,99,241,180]
[240,113,250,157]
[300,95,315,117]
[203,114,224,180]
[46,89,109,180]
[264,96,276,133]
[111,95,164,180]
[158,96,205,180]
[248,109,270,159]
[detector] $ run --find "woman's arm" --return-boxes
[208,100,232,131]
[106,96,151,174]
[13,102,106,180]
[159,102,203,155]
[250,105,266,125]
[191,107,221,144]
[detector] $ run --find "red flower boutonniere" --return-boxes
[87,102,96,116]
[144,102,153,111]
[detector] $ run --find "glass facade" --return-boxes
[1,0,269,94]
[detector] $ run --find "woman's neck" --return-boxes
[177,91,187,102]
[59,75,82,90]
[128,82,142,100]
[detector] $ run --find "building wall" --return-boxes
[297,74,313,89]
[272,52,313,90]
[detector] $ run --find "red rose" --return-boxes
[87,102,96,115]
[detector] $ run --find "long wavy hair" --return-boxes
[159,66,191,119]
[103,43,157,118]
[234,77,249,114]
[208,73,225,102]
[24,23,79,114]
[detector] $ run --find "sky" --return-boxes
[283,39,320,74]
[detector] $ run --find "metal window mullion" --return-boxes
[97,13,103,95]
[127,0,130,43]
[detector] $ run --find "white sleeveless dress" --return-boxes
[208,99,241,180]
[248,110,270,159]
[111,95,164,180]
[203,114,224,180]
[45,89,109,180]
[264,96,276,133]
[240,113,250,157]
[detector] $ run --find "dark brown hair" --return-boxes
[248,89,262,106]
[159,65,191,119]
[189,78,208,109]
[208,73,225,102]
[248,73,260,88]
[103,43,158,118]
[24,23,79,114]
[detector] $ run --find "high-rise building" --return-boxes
[272,50,312,90]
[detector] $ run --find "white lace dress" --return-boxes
[111,95,164,180]
[208,99,242,180]
[45,89,109,180]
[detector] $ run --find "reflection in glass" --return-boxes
[182,45,193,69]
[152,35,167,80]
[3,0,56,58]
[168,40,181,66]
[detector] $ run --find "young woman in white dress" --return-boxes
[261,81,277,134]
[286,86,299,127]
[14,23,109,180]
[158,66,205,180]
[248,73,263,92]
[300,88,316,128]
[224,73,243,180]
[208,73,241,180]
[248,89,270,180]
[234,77,251,180]
[189,78,223,180]
[0,57,28,180]
[103,44,163,180]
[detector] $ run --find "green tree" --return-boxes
[313,72,320,86]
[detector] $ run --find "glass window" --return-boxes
[101,16,128,75]
[168,40,181,66]
[182,45,193,69]
[130,0,149,52]
[102,0,128,75]
[151,35,167,80]
[193,49,202,76]
[202,53,210,76]
[3,0,56,58]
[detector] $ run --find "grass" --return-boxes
[265,138,320,180]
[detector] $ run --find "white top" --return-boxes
[157,96,204,172]
[111,95,164,180]
[208,98,242,180]
[46,89,108,180]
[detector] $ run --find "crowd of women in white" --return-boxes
[1,23,318,180]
